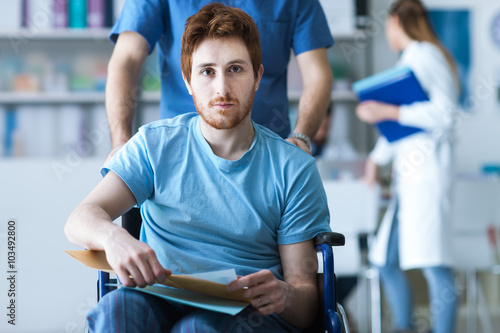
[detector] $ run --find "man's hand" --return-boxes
[227,241,318,328]
[286,137,311,155]
[356,101,400,124]
[227,270,290,315]
[104,229,171,288]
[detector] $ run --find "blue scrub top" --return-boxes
[110,0,334,138]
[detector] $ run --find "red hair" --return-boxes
[181,3,262,83]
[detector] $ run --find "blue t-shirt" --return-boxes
[103,113,331,279]
[110,0,334,138]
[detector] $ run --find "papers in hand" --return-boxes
[189,269,238,285]
[65,250,249,315]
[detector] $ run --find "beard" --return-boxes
[194,93,254,130]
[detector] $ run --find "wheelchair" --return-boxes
[98,209,350,333]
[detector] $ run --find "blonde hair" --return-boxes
[389,0,458,80]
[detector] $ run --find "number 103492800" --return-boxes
[7,220,16,270]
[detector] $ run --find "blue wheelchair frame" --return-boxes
[315,232,345,332]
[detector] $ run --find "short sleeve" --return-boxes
[292,0,334,55]
[101,131,154,205]
[109,0,166,54]
[278,162,331,245]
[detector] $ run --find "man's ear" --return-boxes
[182,72,193,95]
[254,64,264,92]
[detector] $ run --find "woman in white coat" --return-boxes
[356,1,460,332]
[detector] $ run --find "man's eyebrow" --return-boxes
[195,59,249,69]
[195,62,216,69]
[226,59,249,66]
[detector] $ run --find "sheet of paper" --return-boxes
[108,284,248,316]
[188,269,238,285]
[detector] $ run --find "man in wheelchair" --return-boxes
[65,3,332,332]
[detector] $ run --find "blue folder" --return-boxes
[352,66,428,142]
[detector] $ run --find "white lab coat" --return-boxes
[368,41,459,270]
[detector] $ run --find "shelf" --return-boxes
[0,29,367,42]
[0,28,110,41]
[0,91,164,105]
[0,92,106,104]
[140,91,162,103]
[332,90,359,102]
[332,30,369,41]
[287,90,358,103]
[0,28,366,41]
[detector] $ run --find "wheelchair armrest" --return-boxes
[315,232,345,247]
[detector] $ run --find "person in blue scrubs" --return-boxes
[66,4,331,332]
[105,0,334,159]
